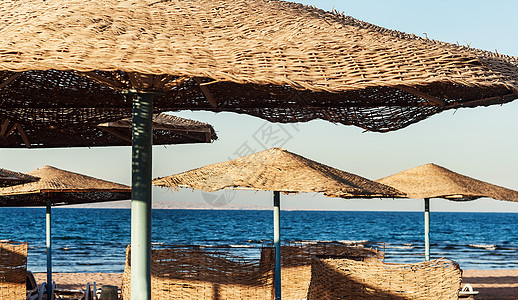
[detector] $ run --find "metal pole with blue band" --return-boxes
[130,92,154,300]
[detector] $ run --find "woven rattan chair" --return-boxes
[121,246,274,300]
[260,242,384,300]
[307,255,462,300]
[0,241,28,300]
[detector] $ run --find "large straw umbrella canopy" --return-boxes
[153,147,404,298]
[0,165,131,298]
[0,168,39,187]
[1,1,517,298]
[0,113,217,148]
[376,163,518,260]
[1,0,518,132]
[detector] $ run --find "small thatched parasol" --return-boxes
[154,148,402,197]
[0,168,39,188]
[0,165,131,297]
[0,113,217,148]
[376,163,518,260]
[154,147,404,298]
[0,165,131,206]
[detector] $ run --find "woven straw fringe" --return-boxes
[307,256,462,300]
[261,242,383,300]
[0,242,27,300]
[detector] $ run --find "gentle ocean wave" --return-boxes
[336,240,369,244]
[469,244,497,250]
[2,208,518,272]
[386,245,414,249]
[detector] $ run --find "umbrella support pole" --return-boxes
[46,200,53,300]
[424,198,430,261]
[273,191,281,300]
[130,92,154,300]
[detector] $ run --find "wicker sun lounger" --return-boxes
[308,255,462,300]
[121,246,274,300]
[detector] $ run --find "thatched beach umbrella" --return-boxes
[376,163,518,261]
[1,1,517,298]
[2,1,517,132]
[0,113,217,148]
[153,147,404,298]
[0,165,131,298]
[0,168,39,187]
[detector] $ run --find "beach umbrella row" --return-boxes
[153,147,405,299]
[4,156,518,299]
[152,149,518,297]
[1,0,517,298]
[377,163,518,261]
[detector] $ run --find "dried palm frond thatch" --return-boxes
[0,165,130,206]
[376,163,518,201]
[0,113,217,148]
[153,148,404,198]
[0,0,517,132]
[0,168,39,188]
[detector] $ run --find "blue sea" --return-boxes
[1,208,517,272]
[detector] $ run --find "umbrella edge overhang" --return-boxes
[402,194,518,202]
[390,193,482,201]
[155,182,406,198]
[0,188,130,195]
[152,148,406,198]
[154,180,407,200]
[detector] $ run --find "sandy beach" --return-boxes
[35,269,518,299]
[34,272,123,291]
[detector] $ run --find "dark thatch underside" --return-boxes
[0,113,217,148]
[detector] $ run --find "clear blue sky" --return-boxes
[1,0,517,212]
